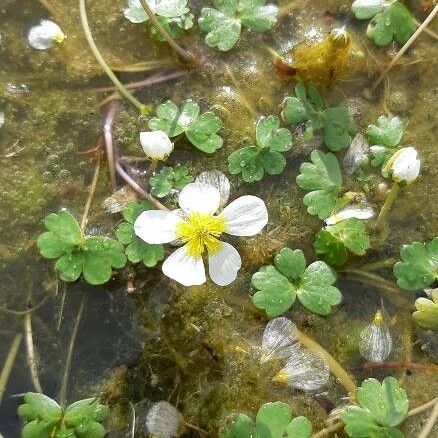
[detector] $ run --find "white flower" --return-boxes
[146,401,184,438]
[325,205,374,225]
[140,130,173,160]
[27,20,66,50]
[389,147,420,183]
[134,181,268,286]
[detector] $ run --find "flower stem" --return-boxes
[78,0,148,113]
[418,398,438,438]
[374,182,399,230]
[0,333,23,405]
[144,159,158,183]
[80,150,101,233]
[138,0,195,64]
[296,329,357,397]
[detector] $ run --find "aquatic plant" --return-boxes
[140,130,174,160]
[224,401,312,438]
[412,289,438,331]
[314,218,371,267]
[281,83,357,151]
[27,20,66,50]
[149,164,193,198]
[251,248,342,317]
[134,181,268,286]
[148,100,224,153]
[18,392,108,438]
[198,0,278,51]
[351,0,416,46]
[342,377,409,437]
[393,238,438,291]
[37,210,126,285]
[358,310,393,362]
[228,115,293,183]
[116,201,165,267]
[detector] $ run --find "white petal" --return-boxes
[178,183,221,214]
[325,206,375,225]
[208,242,242,286]
[28,20,65,50]
[134,210,180,244]
[146,401,184,438]
[196,171,230,207]
[140,130,173,160]
[162,245,206,286]
[391,147,421,183]
[220,196,268,236]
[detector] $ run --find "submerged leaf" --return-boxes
[150,165,193,198]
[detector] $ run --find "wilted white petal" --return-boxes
[359,311,392,362]
[343,133,369,175]
[260,317,300,363]
[0,111,5,129]
[196,171,230,207]
[220,196,268,236]
[134,210,180,244]
[325,205,374,225]
[145,401,184,438]
[102,186,137,213]
[178,183,221,215]
[390,147,421,183]
[140,130,173,160]
[28,20,65,50]
[275,348,330,391]
[162,245,206,286]
[208,242,241,286]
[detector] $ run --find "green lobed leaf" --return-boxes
[224,413,256,438]
[186,112,223,153]
[412,290,438,330]
[149,13,194,41]
[393,238,438,291]
[55,252,83,282]
[228,146,265,183]
[122,200,154,223]
[150,165,193,197]
[321,106,357,151]
[351,0,388,20]
[366,116,405,148]
[124,0,189,23]
[274,248,306,282]
[256,115,292,152]
[285,416,312,438]
[313,229,348,267]
[125,236,165,267]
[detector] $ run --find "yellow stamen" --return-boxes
[176,212,227,258]
[373,310,383,326]
[54,32,66,44]
[273,370,290,384]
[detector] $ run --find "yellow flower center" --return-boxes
[373,310,383,326]
[176,212,227,258]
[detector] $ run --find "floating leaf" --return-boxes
[251,248,342,317]
[342,377,408,437]
[314,218,371,266]
[393,238,438,291]
[296,150,343,219]
[228,115,292,183]
[18,393,108,438]
[198,0,278,52]
[149,100,223,153]
[352,0,416,46]
[412,290,438,330]
[224,402,312,438]
[116,201,165,267]
[366,116,405,148]
[149,165,193,198]
[281,83,356,151]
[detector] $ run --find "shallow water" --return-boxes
[0,0,437,436]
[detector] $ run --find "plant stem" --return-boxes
[80,150,101,233]
[103,102,119,191]
[360,258,397,271]
[59,295,87,406]
[23,314,43,393]
[418,398,438,438]
[296,329,357,396]
[0,333,23,405]
[407,398,438,418]
[372,5,438,91]
[375,182,399,230]
[311,421,344,438]
[78,0,148,113]
[144,160,157,183]
[0,295,50,316]
[138,0,195,64]
[413,18,438,40]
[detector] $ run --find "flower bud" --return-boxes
[359,310,392,362]
[28,20,66,50]
[389,147,420,183]
[140,130,173,160]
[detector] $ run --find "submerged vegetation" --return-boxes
[0,0,437,437]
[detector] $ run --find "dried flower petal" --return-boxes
[196,170,230,207]
[145,401,184,438]
[359,311,393,362]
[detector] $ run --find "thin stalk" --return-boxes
[103,102,119,192]
[375,182,400,230]
[112,59,176,72]
[23,314,43,393]
[372,5,438,91]
[59,295,87,406]
[407,398,438,418]
[296,329,357,396]
[311,421,344,438]
[0,295,50,316]
[80,150,101,233]
[0,333,23,405]
[56,282,67,331]
[138,0,195,64]
[413,18,438,40]
[144,160,158,183]
[78,0,148,113]
[418,398,438,438]
[360,258,397,271]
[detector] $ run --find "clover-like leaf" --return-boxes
[314,219,371,266]
[148,100,223,153]
[149,13,194,41]
[224,402,312,438]
[116,201,165,267]
[393,238,438,291]
[228,116,292,183]
[281,83,356,151]
[296,150,343,219]
[412,290,438,331]
[124,0,189,23]
[352,0,416,46]
[149,165,193,198]
[252,247,342,317]
[198,0,278,52]
[367,116,404,148]
[64,398,109,437]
